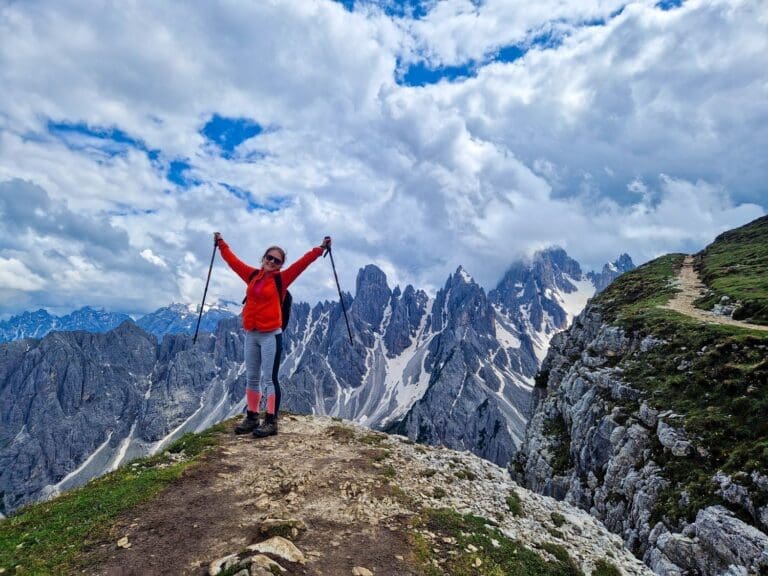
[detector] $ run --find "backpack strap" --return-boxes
[273,274,284,303]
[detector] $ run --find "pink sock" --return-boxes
[246,390,262,413]
[266,394,276,414]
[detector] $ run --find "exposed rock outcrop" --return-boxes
[514,306,768,575]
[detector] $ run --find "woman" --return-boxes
[214,232,331,437]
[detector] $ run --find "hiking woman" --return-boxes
[214,232,331,437]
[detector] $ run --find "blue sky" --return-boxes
[0,0,766,318]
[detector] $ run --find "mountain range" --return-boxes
[0,302,239,344]
[0,247,633,518]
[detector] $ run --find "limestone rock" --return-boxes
[247,536,306,565]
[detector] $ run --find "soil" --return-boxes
[661,255,768,331]
[77,416,422,575]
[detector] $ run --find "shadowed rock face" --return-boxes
[0,319,248,516]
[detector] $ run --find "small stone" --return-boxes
[116,536,131,549]
[352,568,374,576]
[474,558,482,567]
[247,536,306,564]
[395,555,404,561]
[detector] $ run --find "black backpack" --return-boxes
[242,272,292,330]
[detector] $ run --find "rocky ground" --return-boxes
[77,414,652,575]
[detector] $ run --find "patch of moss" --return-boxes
[592,558,622,576]
[358,433,387,445]
[505,490,524,516]
[326,425,356,441]
[410,508,584,576]
[380,464,397,479]
[454,469,477,481]
[550,511,566,527]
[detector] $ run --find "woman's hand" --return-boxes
[214,232,223,247]
[321,236,332,251]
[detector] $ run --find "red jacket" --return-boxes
[218,240,323,332]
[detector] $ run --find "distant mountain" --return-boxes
[587,253,635,292]
[0,248,633,516]
[0,302,237,344]
[0,306,131,343]
[135,302,237,339]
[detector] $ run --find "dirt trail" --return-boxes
[78,415,652,576]
[661,256,768,331]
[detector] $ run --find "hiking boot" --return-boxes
[234,410,260,434]
[253,413,278,438]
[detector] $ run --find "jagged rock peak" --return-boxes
[612,253,635,272]
[530,246,583,285]
[352,265,392,330]
[355,264,389,293]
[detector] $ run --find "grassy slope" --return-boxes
[694,214,768,325]
[588,217,768,526]
[0,423,227,574]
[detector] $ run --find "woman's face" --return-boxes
[262,250,284,270]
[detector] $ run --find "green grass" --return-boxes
[454,469,477,481]
[358,433,387,445]
[326,424,357,441]
[593,253,684,324]
[410,508,583,576]
[693,215,768,324]
[592,558,622,576]
[432,487,447,499]
[550,512,566,527]
[0,422,227,575]
[506,490,524,516]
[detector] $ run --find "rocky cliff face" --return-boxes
[0,319,248,516]
[514,251,768,575]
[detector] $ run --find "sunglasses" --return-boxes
[264,254,283,265]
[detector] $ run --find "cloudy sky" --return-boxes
[0,0,766,319]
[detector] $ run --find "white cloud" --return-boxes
[140,249,167,268]
[0,0,765,318]
[0,258,45,291]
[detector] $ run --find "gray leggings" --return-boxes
[244,329,283,410]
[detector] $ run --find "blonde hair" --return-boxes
[262,245,286,263]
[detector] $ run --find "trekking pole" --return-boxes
[193,235,218,344]
[324,238,353,346]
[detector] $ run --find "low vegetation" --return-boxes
[592,558,622,576]
[0,422,227,575]
[505,490,524,516]
[410,508,583,576]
